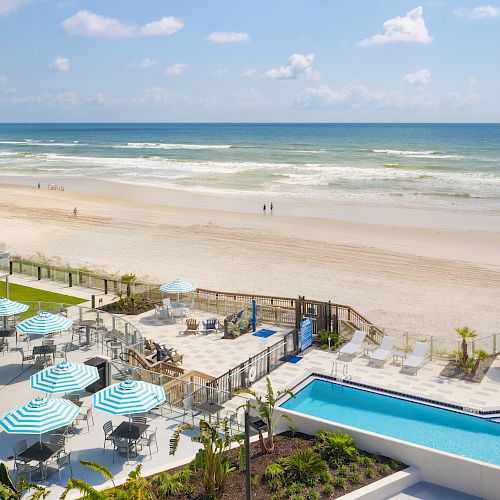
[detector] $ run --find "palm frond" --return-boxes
[60,478,104,500]
[169,423,193,455]
[79,460,114,483]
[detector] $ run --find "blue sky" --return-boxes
[0,0,499,122]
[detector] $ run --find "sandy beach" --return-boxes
[1,176,499,338]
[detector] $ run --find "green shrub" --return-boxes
[152,469,193,496]
[290,495,304,500]
[337,465,347,477]
[265,462,285,491]
[285,482,304,497]
[316,330,340,349]
[314,430,358,467]
[333,476,346,489]
[251,473,261,488]
[323,483,334,496]
[307,488,320,500]
[360,456,373,467]
[365,468,375,479]
[379,464,390,474]
[348,462,358,472]
[350,472,362,484]
[281,449,329,486]
[319,468,332,483]
[389,460,400,470]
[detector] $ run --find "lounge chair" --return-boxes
[183,319,199,335]
[153,342,183,365]
[402,342,429,374]
[369,336,396,366]
[201,318,221,334]
[338,330,366,360]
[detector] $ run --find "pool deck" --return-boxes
[250,348,500,413]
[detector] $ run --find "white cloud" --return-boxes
[454,5,499,19]
[164,63,187,76]
[212,68,229,76]
[61,10,183,39]
[206,31,249,43]
[50,56,71,73]
[242,68,258,77]
[359,6,433,46]
[296,83,480,111]
[138,87,171,103]
[403,68,431,85]
[265,53,319,80]
[125,58,158,70]
[0,75,15,93]
[468,76,478,86]
[86,93,107,106]
[0,0,29,16]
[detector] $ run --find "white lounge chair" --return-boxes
[369,336,396,366]
[338,330,366,360]
[402,342,429,374]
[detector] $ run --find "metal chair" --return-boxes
[54,452,73,484]
[49,434,66,451]
[103,421,115,450]
[19,348,35,370]
[113,438,135,463]
[13,439,28,466]
[137,429,158,459]
[64,394,80,405]
[75,407,94,431]
[42,338,55,347]
[131,416,148,425]
[15,462,37,483]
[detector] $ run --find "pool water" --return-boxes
[281,379,500,466]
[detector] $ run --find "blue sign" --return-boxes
[299,317,313,351]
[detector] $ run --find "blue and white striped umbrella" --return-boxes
[93,380,165,416]
[30,361,99,394]
[0,298,29,317]
[0,397,79,435]
[160,278,196,294]
[16,311,73,336]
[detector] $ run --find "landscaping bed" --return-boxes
[440,355,496,383]
[151,431,406,499]
[99,298,155,315]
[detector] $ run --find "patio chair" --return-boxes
[137,429,158,459]
[402,342,429,374]
[227,410,243,434]
[64,394,80,405]
[338,330,366,360]
[183,319,199,335]
[15,462,37,483]
[74,407,94,431]
[0,337,8,355]
[102,421,115,450]
[201,318,221,334]
[49,434,66,452]
[13,439,29,466]
[369,336,396,366]
[18,348,35,370]
[162,298,172,308]
[131,416,148,426]
[113,438,136,463]
[48,451,73,484]
[42,338,55,347]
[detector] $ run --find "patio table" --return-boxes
[104,330,124,342]
[18,442,64,480]
[110,421,149,461]
[197,401,224,423]
[32,344,56,363]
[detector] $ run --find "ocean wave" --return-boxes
[115,142,231,150]
[373,149,436,155]
[0,140,87,147]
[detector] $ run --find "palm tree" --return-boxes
[0,462,50,500]
[120,273,137,301]
[455,326,477,363]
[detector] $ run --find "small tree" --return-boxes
[120,273,137,301]
[169,419,240,498]
[455,326,477,363]
[237,377,295,453]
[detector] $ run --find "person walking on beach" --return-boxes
[37,182,40,189]
[270,202,273,214]
[263,203,266,214]
[73,207,78,216]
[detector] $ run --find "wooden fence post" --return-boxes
[266,346,271,373]
[37,266,41,280]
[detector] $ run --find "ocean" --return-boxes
[0,123,499,211]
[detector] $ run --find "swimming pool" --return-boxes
[281,378,500,466]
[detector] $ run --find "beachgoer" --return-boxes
[37,182,40,189]
[73,207,78,216]
[270,202,273,214]
[263,203,266,214]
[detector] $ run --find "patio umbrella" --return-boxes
[93,380,165,427]
[0,297,28,331]
[30,361,99,394]
[16,311,73,337]
[160,278,196,303]
[0,397,79,446]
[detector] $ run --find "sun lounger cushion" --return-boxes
[370,336,396,361]
[339,331,366,355]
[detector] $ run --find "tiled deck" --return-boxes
[251,348,500,412]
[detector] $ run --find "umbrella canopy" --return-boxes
[30,361,99,394]
[93,380,165,416]
[0,397,79,435]
[160,279,196,294]
[16,311,73,336]
[0,298,29,317]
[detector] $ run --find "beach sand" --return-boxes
[1,177,499,338]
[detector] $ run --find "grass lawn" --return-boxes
[0,281,86,319]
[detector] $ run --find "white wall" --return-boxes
[277,408,500,500]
